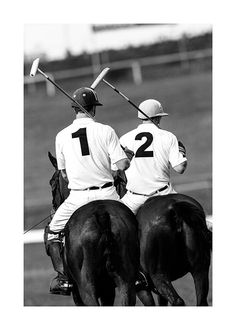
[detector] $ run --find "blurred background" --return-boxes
[24,23,212,306]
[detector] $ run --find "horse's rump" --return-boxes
[137,194,212,279]
[140,194,208,227]
[64,200,139,284]
[168,200,211,245]
[80,206,119,274]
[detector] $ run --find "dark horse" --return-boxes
[113,169,212,306]
[48,152,140,306]
[136,194,212,306]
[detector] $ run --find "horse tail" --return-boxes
[95,208,117,273]
[168,201,212,250]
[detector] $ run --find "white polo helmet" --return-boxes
[138,99,168,119]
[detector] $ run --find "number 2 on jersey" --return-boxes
[135,132,153,157]
[72,128,90,156]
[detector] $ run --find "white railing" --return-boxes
[24,48,212,96]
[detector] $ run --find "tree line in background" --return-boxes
[24,32,212,75]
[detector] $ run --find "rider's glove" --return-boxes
[121,145,134,161]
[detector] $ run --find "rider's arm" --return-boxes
[114,158,130,171]
[173,140,187,174]
[169,135,187,174]
[120,132,134,161]
[173,160,187,174]
[107,127,130,171]
[55,132,65,170]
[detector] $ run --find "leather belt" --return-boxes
[72,182,113,191]
[128,183,169,197]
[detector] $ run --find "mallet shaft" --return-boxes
[36,68,93,119]
[102,79,157,125]
[38,68,49,79]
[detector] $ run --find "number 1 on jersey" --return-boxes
[72,128,90,156]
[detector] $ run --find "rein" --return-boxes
[23,211,55,235]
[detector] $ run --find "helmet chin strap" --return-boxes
[142,116,161,127]
[75,106,96,118]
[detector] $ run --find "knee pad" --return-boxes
[44,223,63,256]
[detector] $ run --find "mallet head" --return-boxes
[91,67,110,89]
[30,58,40,77]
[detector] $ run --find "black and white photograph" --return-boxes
[24,23,212,306]
[2,0,236,329]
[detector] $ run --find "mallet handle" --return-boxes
[91,67,110,89]
[102,79,157,126]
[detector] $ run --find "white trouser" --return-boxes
[121,184,176,215]
[49,185,120,234]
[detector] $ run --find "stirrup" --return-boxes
[135,271,149,291]
[49,275,73,296]
[135,271,159,294]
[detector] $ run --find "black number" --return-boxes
[135,132,153,157]
[72,127,90,156]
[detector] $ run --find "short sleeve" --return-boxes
[120,132,132,150]
[169,134,187,168]
[119,134,127,148]
[55,133,65,170]
[107,127,127,165]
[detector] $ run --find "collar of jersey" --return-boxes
[138,123,160,128]
[73,118,95,125]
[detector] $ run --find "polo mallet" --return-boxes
[100,78,158,126]
[30,58,110,118]
[91,67,110,89]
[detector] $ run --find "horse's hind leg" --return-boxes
[98,274,116,306]
[191,269,209,306]
[136,289,155,306]
[71,283,85,306]
[79,282,99,305]
[120,284,136,306]
[116,279,136,306]
[69,274,98,305]
[80,273,100,306]
[152,274,185,306]
[156,293,168,306]
[183,223,211,305]
[99,283,116,306]
[73,264,99,305]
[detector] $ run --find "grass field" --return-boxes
[24,243,212,306]
[24,70,212,306]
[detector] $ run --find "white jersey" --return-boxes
[56,117,127,190]
[120,123,187,194]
